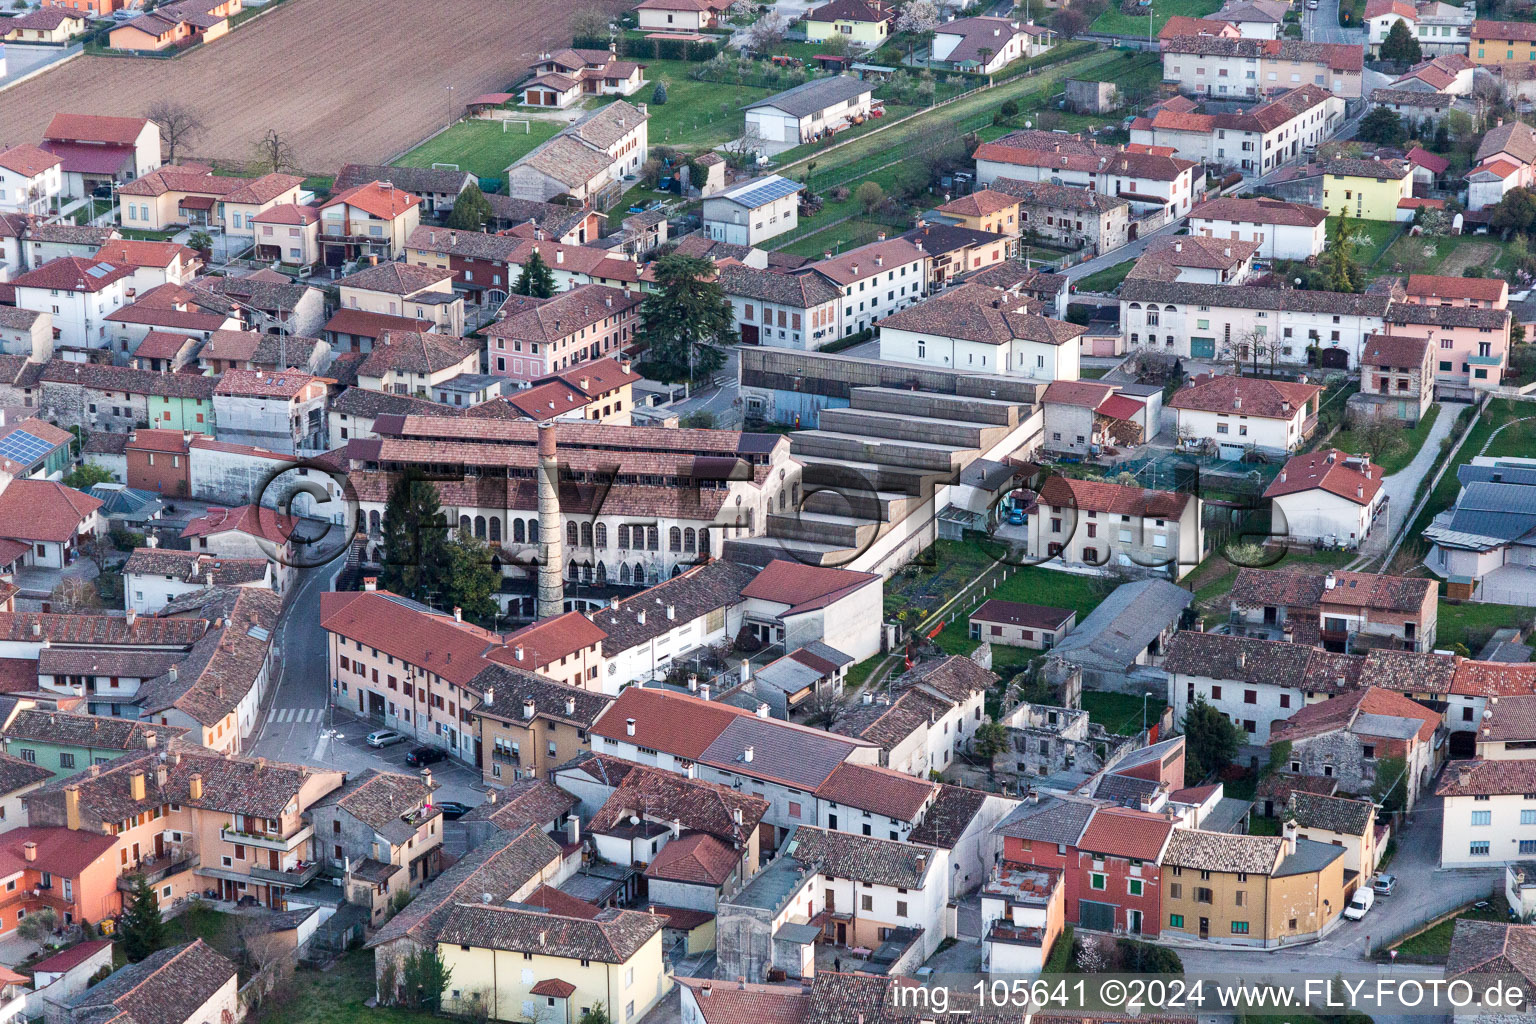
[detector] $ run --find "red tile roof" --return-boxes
[12,256,133,293]
[1362,333,1430,368]
[0,481,102,542]
[133,330,200,360]
[44,113,151,145]
[1036,475,1191,519]
[1076,807,1176,860]
[31,939,113,975]
[815,761,935,820]
[1263,449,1383,506]
[319,589,502,688]
[1167,373,1322,419]
[738,559,880,616]
[1272,685,1440,744]
[126,428,192,454]
[0,826,115,877]
[490,611,607,670]
[970,599,1075,630]
[1452,660,1536,698]
[322,181,421,220]
[93,239,199,269]
[529,979,578,998]
[180,504,295,544]
[643,832,739,886]
[674,978,810,1024]
[1405,274,1508,304]
[524,884,601,920]
[936,189,1020,218]
[1190,195,1329,228]
[1041,379,1115,409]
[324,308,436,338]
[214,367,319,399]
[1364,0,1415,17]
[590,688,751,759]
[0,144,61,178]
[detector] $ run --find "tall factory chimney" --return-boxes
[537,421,564,619]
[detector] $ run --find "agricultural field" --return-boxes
[0,0,628,172]
[394,119,563,184]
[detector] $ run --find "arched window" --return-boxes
[647,526,659,550]
[567,522,578,546]
[474,515,486,539]
[580,522,593,548]
[671,564,683,577]
[1128,302,1142,310]
[618,524,630,548]
[595,523,607,548]
[595,562,607,585]
[489,517,501,543]
[528,520,539,543]
[513,519,525,543]
[619,562,631,584]
[684,528,695,552]
[698,529,709,557]
[567,560,579,582]
[368,510,380,535]
[459,515,470,534]
[669,527,681,552]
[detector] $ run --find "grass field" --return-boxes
[256,950,434,1024]
[613,61,775,148]
[1331,216,1401,271]
[1091,0,1222,37]
[1375,233,1525,281]
[932,564,1110,656]
[1080,690,1167,735]
[1436,601,1534,656]
[393,119,563,184]
[1393,896,1505,959]
[1329,403,1440,476]
[1076,259,1137,294]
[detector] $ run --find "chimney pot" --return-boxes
[626,717,636,736]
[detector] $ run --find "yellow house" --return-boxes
[1320,156,1413,222]
[1472,19,1536,64]
[117,165,304,233]
[804,0,894,48]
[438,903,671,1024]
[935,188,1022,237]
[1160,827,1347,946]
[2,8,89,41]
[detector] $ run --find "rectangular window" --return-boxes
[1472,810,1492,826]
[1522,810,1536,826]
[1231,921,1250,934]
[1470,841,1491,856]
[1128,878,1143,897]
[1522,840,1536,855]
[1090,873,1107,890]
[1170,914,1184,928]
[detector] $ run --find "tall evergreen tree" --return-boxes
[379,470,451,602]
[118,875,166,962]
[443,536,501,624]
[445,181,493,231]
[513,249,556,298]
[1325,213,1357,293]
[1380,18,1422,63]
[633,253,737,382]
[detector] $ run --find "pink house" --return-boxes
[1402,274,1509,310]
[1385,298,1511,392]
[482,284,641,382]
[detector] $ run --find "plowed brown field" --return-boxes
[0,0,626,172]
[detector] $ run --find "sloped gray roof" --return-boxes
[745,75,873,118]
[993,795,1094,845]
[1049,578,1192,673]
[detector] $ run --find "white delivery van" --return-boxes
[1343,887,1375,921]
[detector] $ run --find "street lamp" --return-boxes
[1142,690,1155,732]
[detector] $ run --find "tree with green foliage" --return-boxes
[16,907,57,944]
[856,180,885,214]
[973,720,1009,759]
[633,253,736,381]
[652,80,668,105]
[580,1005,612,1024]
[64,463,114,491]
[1380,18,1421,62]
[118,875,166,962]
[1324,213,1357,293]
[1491,187,1536,237]
[399,947,451,1010]
[1115,937,1183,973]
[445,181,493,231]
[1357,106,1406,147]
[443,536,501,624]
[1181,697,1242,784]
[187,231,213,254]
[379,470,452,603]
[1266,739,1293,778]
[513,249,556,298]
[1372,753,1410,814]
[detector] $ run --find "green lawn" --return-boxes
[393,119,563,184]
[1090,0,1222,37]
[1248,815,1282,835]
[1329,215,1401,271]
[1081,690,1167,735]
[773,159,930,254]
[1080,367,1111,379]
[611,61,775,149]
[1329,403,1441,476]
[1408,399,1529,542]
[255,950,434,1024]
[1375,233,1525,281]
[1437,600,1533,657]
[1393,896,1505,959]
[776,218,904,258]
[932,564,1110,656]
[1076,259,1136,294]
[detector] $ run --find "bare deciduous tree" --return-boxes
[145,101,206,164]
[569,5,612,39]
[251,129,299,176]
[745,11,786,50]
[50,576,101,613]
[805,686,848,727]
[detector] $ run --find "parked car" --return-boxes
[406,746,447,766]
[1372,873,1396,896]
[1007,507,1026,526]
[435,801,472,820]
[366,729,407,748]
[1343,887,1375,921]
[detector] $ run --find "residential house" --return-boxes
[931,17,1054,73]
[521,49,647,108]
[0,8,87,42]
[1159,827,1346,944]
[123,547,271,614]
[979,861,1066,972]
[903,222,1011,290]
[61,941,235,1024]
[1159,36,1365,99]
[470,662,613,786]
[0,416,71,478]
[1272,685,1443,811]
[1287,790,1381,890]
[1264,449,1386,548]
[1437,759,1536,866]
[0,308,52,362]
[1039,379,1153,455]
[1211,0,1288,37]
[474,359,640,424]
[179,505,296,581]
[987,178,1131,257]
[500,239,643,293]
[875,284,1085,380]
[506,102,649,204]
[35,361,217,436]
[198,271,327,339]
[1187,195,1328,260]
[484,195,603,243]
[305,769,443,927]
[211,368,327,453]
[405,226,527,305]
[1391,300,1512,392]
[115,165,303,233]
[108,0,241,51]
[969,600,1076,650]
[1355,333,1434,424]
[20,222,119,268]
[790,824,949,960]
[93,240,201,292]
[0,146,63,216]
[717,263,842,351]
[702,175,803,246]
[803,0,893,47]
[337,262,463,337]
[934,189,1022,238]
[0,751,53,826]
[744,77,875,148]
[1228,566,1438,652]
[1129,84,1343,174]
[483,285,640,381]
[1120,279,1391,366]
[11,257,132,353]
[1167,373,1321,454]
[1466,121,1536,211]
[334,164,474,216]
[634,0,728,31]
[39,114,161,198]
[355,331,480,396]
[196,329,325,376]
[1477,693,1536,760]
[1029,475,1204,579]
[0,711,177,779]
[0,480,102,568]
[251,204,321,266]
[792,236,927,335]
[1321,157,1414,221]
[974,131,1201,220]
[103,284,243,360]
[1472,18,1536,63]
[318,182,423,265]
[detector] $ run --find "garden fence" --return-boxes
[1366,881,1500,956]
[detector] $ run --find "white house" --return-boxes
[1437,759,1536,868]
[979,861,1064,974]
[123,545,273,614]
[1125,235,1259,285]
[702,175,803,246]
[716,263,844,351]
[1128,84,1343,175]
[974,130,1201,219]
[0,145,63,216]
[743,77,875,147]
[506,101,649,204]
[10,257,133,353]
[39,113,162,199]
[1186,195,1329,260]
[930,17,1050,73]
[0,479,104,569]
[1266,449,1387,547]
[1166,372,1323,454]
[794,236,928,336]
[876,285,1086,380]
[1159,37,1365,99]
[735,559,883,663]
[1029,475,1204,579]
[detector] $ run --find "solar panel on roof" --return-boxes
[86,262,114,278]
[0,429,56,466]
[730,176,802,209]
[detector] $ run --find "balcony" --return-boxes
[116,849,199,892]
[221,823,313,852]
[249,860,322,886]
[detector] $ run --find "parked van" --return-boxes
[1343,887,1375,921]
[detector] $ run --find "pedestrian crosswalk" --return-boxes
[269,707,322,724]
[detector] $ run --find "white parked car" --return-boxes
[367,729,407,748]
[1343,887,1375,921]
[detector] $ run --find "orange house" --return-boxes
[0,827,118,934]
[44,0,124,16]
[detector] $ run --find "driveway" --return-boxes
[1359,407,1455,558]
